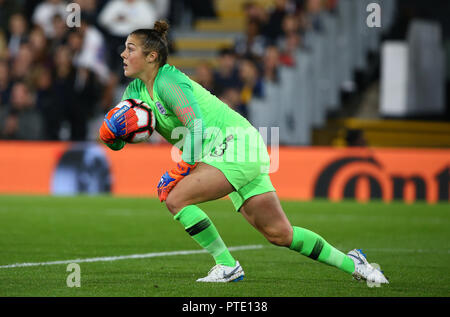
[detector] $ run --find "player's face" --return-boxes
[121,35,146,78]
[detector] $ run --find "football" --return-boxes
[113,98,156,143]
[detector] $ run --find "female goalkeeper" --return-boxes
[99,20,388,284]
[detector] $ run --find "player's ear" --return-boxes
[146,51,158,64]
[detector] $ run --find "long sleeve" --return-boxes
[104,138,126,151]
[156,76,204,165]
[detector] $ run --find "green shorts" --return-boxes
[227,173,275,212]
[203,129,275,211]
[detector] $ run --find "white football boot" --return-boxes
[196,261,244,283]
[347,249,389,285]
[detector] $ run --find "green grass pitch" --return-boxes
[0,195,448,297]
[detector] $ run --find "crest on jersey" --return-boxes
[155,101,167,115]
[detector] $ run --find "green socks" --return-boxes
[174,205,236,267]
[174,207,354,274]
[289,226,355,274]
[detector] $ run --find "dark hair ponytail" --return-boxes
[153,20,169,40]
[130,20,170,67]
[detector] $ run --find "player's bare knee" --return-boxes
[264,228,291,247]
[266,235,289,247]
[165,194,185,215]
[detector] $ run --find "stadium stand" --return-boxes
[313,118,450,148]
[0,0,448,147]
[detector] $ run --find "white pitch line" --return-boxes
[365,248,450,254]
[0,245,264,269]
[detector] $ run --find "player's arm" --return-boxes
[157,75,204,165]
[102,137,126,151]
[155,75,204,202]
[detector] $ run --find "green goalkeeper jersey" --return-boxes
[117,63,258,165]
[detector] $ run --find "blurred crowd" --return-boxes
[0,0,170,140]
[0,0,336,141]
[194,0,333,119]
[3,0,443,142]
